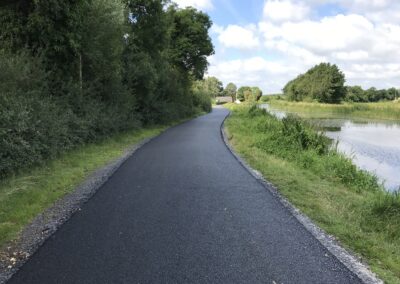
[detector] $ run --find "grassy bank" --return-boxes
[0,120,187,249]
[268,100,400,121]
[224,104,400,283]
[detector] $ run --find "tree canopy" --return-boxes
[345,86,399,102]
[283,63,346,103]
[168,6,214,80]
[237,86,251,101]
[237,86,263,102]
[224,83,237,102]
[251,87,263,101]
[283,63,399,103]
[193,77,223,98]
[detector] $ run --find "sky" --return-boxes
[174,0,400,94]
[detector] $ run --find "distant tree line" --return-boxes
[344,86,399,102]
[194,78,263,103]
[0,0,214,176]
[219,83,263,103]
[283,63,399,103]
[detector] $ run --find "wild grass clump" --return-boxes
[281,115,329,154]
[371,192,400,218]
[269,100,400,121]
[362,191,400,245]
[244,105,381,192]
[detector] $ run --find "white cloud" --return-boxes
[339,0,392,12]
[313,0,400,24]
[260,14,375,54]
[333,51,369,61]
[259,13,400,64]
[264,39,326,65]
[207,57,302,93]
[173,0,213,11]
[263,0,310,22]
[208,1,400,93]
[215,25,260,50]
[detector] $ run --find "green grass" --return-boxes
[0,122,181,248]
[224,104,400,283]
[268,100,400,121]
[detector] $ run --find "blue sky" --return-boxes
[207,0,344,25]
[175,0,400,93]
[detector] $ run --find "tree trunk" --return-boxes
[79,52,83,93]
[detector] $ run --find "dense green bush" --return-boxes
[281,115,329,155]
[0,0,214,177]
[237,86,263,102]
[0,51,141,177]
[193,88,212,113]
[191,80,214,112]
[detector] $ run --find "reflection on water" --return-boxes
[260,104,400,192]
[261,104,287,119]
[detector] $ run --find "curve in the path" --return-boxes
[9,108,361,284]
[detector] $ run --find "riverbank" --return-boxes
[0,119,193,252]
[268,100,400,121]
[224,104,400,283]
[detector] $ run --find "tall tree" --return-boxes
[204,77,223,98]
[124,0,168,56]
[123,0,169,121]
[81,0,127,101]
[225,83,237,102]
[168,6,214,80]
[122,1,214,122]
[237,86,251,101]
[283,63,346,103]
[251,87,263,101]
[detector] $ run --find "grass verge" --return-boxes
[268,99,400,121]
[224,104,400,283]
[0,120,185,249]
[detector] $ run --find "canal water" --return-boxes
[260,104,400,192]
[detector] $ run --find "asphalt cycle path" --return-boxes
[9,108,361,284]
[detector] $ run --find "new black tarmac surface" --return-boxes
[9,108,362,284]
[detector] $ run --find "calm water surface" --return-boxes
[261,104,400,191]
